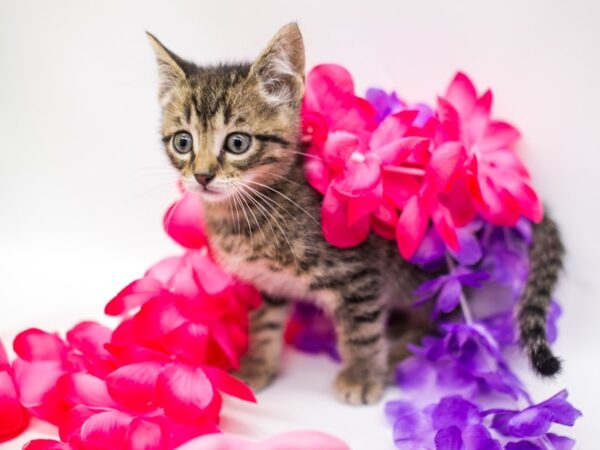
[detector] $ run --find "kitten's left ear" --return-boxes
[251,23,305,106]
[146,32,187,103]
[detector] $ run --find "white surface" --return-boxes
[1,0,599,448]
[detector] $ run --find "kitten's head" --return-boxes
[147,24,305,203]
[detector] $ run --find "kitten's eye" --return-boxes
[224,133,252,154]
[172,131,193,154]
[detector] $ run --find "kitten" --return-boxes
[147,23,564,405]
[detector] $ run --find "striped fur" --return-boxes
[148,23,564,404]
[518,215,564,376]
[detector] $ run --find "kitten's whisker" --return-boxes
[233,189,254,256]
[239,186,282,254]
[288,150,327,163]
[244,179,320,226]
[241,185,298,264]
[242,183,298,223]
[237,188,268,245]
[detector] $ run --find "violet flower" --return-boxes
[414,267,489,317]
[484,390,581,439]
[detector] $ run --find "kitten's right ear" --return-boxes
[146,32,186,102]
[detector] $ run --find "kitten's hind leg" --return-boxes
[235,294,290,391]
[385,309,433,384]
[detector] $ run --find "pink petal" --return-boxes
[132,297,187,344]
[189,251,232,295]
[396,196,429,260]
[126,418,170,450]
[62,373,117,408]
[210,322,241,370]
[382,169,422,210]
[445,72,478,118]
[426,142,467,192]
[145,256,185,285]
[321,186,370,248]
[303,64,356,113]
[176,431,350,450]
[105,278,167,316]
[162,323,209,364]
[105,362,163,411]
[436,97,462,142]
[371,201,399,241]
[79,410,132,449]
[0,371,29,442]
[204,367,256,403]
[332,152,382,197]
[66,322,112,359]
[12,359,64,408]
[369,110,418,152]
[164,193,207,249]
[303,153,332,195]
[323,131,360,169]
[156,363,218,422]
[479,120,521,153]
[373,137,430,166]
[13,329,67,362]
[23,440,71,450]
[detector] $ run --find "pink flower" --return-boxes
[0,340,29,442]
[105,249,260,371]
[12,323,115,425]
[164,192,207,249]
[438,72,543,226]
[394,142,469,259]
[175,430,351,450]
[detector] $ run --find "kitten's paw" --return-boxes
[334,366,385,405]
[233,357,278,392]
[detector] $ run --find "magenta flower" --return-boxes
[11,323,115,425]
[0,340,29,442]
[438,73,543,226]
[176,430,350,450]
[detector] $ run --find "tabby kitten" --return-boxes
[147,23,564,405]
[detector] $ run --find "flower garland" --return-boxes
[0,65,581,450]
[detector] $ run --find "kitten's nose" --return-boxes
[194,172,215,188]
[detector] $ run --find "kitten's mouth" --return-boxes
[193,185,233,203]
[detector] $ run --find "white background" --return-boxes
[1,0,599,448]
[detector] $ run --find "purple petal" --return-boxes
[462,425,501,450]
[546,433,575,450]
[505,440,543,450]
[434,279,462,316]
[431,395,480,429]
[434,426,462,450]
[365,88,405,123]
[411,227,446,265]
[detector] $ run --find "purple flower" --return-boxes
[365,88,434,126]
[406,323,525,399]
[386,396,502,450]
[414,267,489,317]
[505,434,575,450]
[366,88,405,122]
[285,302,338,360]
[485,390,581,438]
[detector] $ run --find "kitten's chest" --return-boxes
[210,241,311,299]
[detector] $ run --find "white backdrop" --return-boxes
[1,0,599,448]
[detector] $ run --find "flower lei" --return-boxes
[0,65,580,450]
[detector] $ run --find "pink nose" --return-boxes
[194,172,215,187]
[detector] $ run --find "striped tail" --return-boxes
[518,214,565,376]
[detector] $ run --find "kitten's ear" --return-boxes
[251,23,305,106]
[146,32,187,102]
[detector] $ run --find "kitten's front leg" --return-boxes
[333,290,388,405]
[235,294,290,391]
